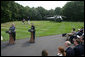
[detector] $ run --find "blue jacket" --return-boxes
[9,26,15,33]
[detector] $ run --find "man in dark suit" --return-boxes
[9,23,16,41]
[65,41,75,56]
[28,23,35,43]
[6,23,16,44]
[31,23,35,41]
[73,39,84,56]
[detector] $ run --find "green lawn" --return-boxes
[1,21,84,41]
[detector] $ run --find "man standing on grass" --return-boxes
[9,23,16,41]
[31,23,35,42]
[6,23,16,44]
[28,23,35,43]
[22,18,25,24]
[27,17,31,25]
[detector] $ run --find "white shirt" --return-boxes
[57,53,63,56]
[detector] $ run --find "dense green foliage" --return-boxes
[1,1,84,23]
[62,1,84,21]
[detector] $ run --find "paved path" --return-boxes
[1,34,66,56]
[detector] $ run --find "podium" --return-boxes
[29,32,35,43]
[9,33,15,44]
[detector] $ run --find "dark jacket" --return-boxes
[65,47,75,56]
[9,26,16,41]
[73,44,84,56]
[31,25,35,40]
[9,26,15,33]
[31,25,35,33]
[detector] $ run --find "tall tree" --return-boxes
[62,1,84,21]
[47,9,55,16]
[36,7,48,19]
[55,7,62,15]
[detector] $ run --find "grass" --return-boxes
[1,21,84,41]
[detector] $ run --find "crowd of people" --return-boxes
[65,27,84,56]
[42,27,84,56]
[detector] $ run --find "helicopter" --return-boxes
[44,15,66,22]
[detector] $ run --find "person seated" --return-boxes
[42,50,48,56]
[78,36,84,47]
[65,41,75,56]
[73,39,84,56]
[69,35,77,44]
[80,27,84,34]
[68,28,81,43]
[57,46,66,56]
[76,29,83,36]
[66,28,76,40]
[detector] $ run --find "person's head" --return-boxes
[58,46,66,56]
[73,39,80,46]
[42,50,48,56]
[31,23,34,26]
[11,23,15,27]
[65,41,71,47]
[77,29,80,32]
[79,36,84,42]
[80,29,83,33]
[73,28,75,31]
